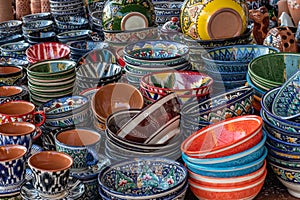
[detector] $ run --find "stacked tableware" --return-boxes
[91,82,144,130]
[66,40,108,61]
[201,44,279,92]
[248,53,300,96]
[54,15,89,33]
[22,12,52,23]
[22,20,55,44]
[26,59,76,106]
[0,41,30,59]
[56,29,92,44]
[140,71,213,105]
[49,0,86,18]
[153,1,182,26]
[104,92,183,162]
[26,31,56,44]
[25,42,70,63]
[261,71,300,198]
[181,115,267,200]
[38,95,91,129]
[123,40,191,87]
[0,20,23,38]
[75,48,121,93]
[98,157,188,200]
[180,86,254,138]
[89,10,104,39]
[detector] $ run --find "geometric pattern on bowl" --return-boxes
[272,70,300,120]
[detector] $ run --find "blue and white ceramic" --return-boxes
[22,12,52,23]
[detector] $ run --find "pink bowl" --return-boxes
[188,160,266,187]
[189,167,267,200]
[181,115,263,158]
[26,42,70,63]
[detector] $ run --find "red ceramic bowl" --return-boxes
[26,42,70,63]
[188,160,266,187]
[181,115,263,158]
[189,167,267,200]
[140,71,213,97]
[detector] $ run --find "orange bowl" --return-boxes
[189,167,267,200]
[181,115,263,158]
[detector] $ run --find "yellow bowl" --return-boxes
[180,0,248,40]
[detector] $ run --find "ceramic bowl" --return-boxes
[0,20,23,32]
[268,151,300,168]
[0,34,24,46]
[56,30,92,43]
[188,160,267,187]
[54,16,89,30]
[248,53,300,89]
[181,115,263,158]
[25,42,70,63]
[22,12,52,23]
[265,141,300,161]
[0,65,24,86]
[98,157,187,199]
[182,131,266,168]
[66,40,107,55]
[26,31,56,43]
[266,129,300,153]
[189,167,266,200]
[201,45,279,74]
[22,20,54,34]
[261,87,300,133]
[0,85,28,104]
[102,0,155,31]
[180,0,248,40]
[0,56,28,67]
[181,86,253,124]
[269,162,300,198]
[0,41,30,58]
[91,83,144,120]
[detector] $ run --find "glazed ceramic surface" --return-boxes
[0,65,24,86]
[0,85,28,104]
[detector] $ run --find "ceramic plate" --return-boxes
[272,70,300,119]
[20,177,84,200]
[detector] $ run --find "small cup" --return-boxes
[54,128,101,170]
[28,151,73,198]
[0,122,42,156]
[0,145,27,188]
[0,100,45,126]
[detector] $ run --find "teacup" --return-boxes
[0,100,45,126]
[0,65,24,86]
[0,122,42,156]
[54,128,101,170]
[28,151,73,198]
[0,145,27,188]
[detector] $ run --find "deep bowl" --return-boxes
[22,12,52,23]
[22,20,54,34]
[0,20,22,31]
[26,42,70,63]
[98,157,187,199]
[181,115,263,158]
[27,31,56,43]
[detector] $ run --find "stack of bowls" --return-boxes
[140,71,213,105]
[180,86,254,138]
[123,40,190,87]
[201,44,279,92]
[56,29,92,44]
[49,0,86,18]
[54,15,89,33]
[0,20,23,37]
[26,59,76,106]
[25,42,70,63]
[22,12,52,23]
[248,53,300,96]
[153,1,182,26]
[22,20,54,44]
[91,82,144,130]
[26,31,56,44]
[66,40,108,61]
[0,41,30,59]
[104,93,182,162]
[75,48,120,92]
[181,115,267,200]
[38,95,90,129]
[260,72,300,198]
[98,157,188,200]
[89,10,104,38]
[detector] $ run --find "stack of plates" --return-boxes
[26,59,76,106]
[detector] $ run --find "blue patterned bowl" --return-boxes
[266,141,300,160]
[201,44,279,73]
[22,20,54,34]
[183,147,267,178]
[98,157,187,199]
[182,131,266,168]
[0,20,22,32]
[54,16,89,30]
[261,87,300,133]
[27,31,56,43]
[22,12,52,23]
[56,30,92,43]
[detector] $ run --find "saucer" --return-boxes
[70,154,111,180]
[20,177,85,200]
[0,168,32,198]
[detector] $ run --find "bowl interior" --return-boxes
[27,59,75,75]
[26,42,70,60]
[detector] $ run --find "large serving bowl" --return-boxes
[25,42,70,63]
[181,115,263,158]
[98,157,187,199]
[189,166,267,200]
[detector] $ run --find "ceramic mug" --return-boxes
[0,122,42,156]
[0,100,45,127]
[28,151,73,198]
[0,145,27,188]
[54,128,101,170]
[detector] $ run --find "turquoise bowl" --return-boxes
[182,147,267,178]
[181,131,266,168]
